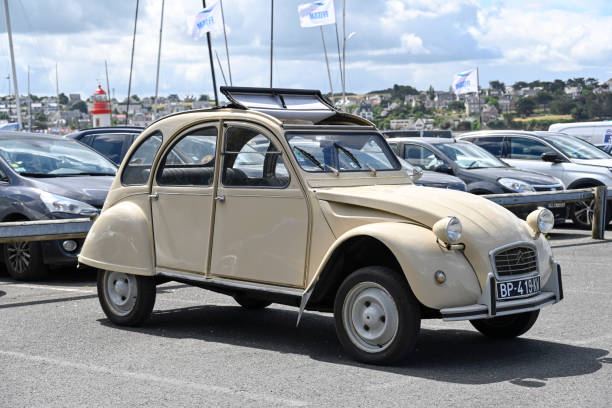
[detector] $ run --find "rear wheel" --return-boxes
[97,270,156,326]
[570,199,595,229]
[470,310,539,338]
[3,241,48,281]
[334,266,420,365]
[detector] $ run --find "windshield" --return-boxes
[434,142,506,169]
[0,138,117,176]
[286,132,400,173]
[545,135,611,160]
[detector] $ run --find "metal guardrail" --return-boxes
[0,187,608,245]
[483,186,610,240]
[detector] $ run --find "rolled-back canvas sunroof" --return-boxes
[220,86,337,123]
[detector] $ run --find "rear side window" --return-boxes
[121,132,163,185]
[509,137,550,160]
[469,136,505,157]
[91,134,128,164]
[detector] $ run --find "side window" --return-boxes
[470,136,505,157]
[121,132,163,185]
[222,126,289,188]
[91,134,127,164]
[509,137,551,160]
[156,127,217,186]
[403,145,443,170]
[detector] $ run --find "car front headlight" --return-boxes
[40,191,98,216]
[498,178,536,193]
[433,216,462,245]
[527,207,554,234]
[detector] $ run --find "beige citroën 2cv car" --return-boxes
[79,87,563,364]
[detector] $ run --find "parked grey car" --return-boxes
[0,132,116,280]
[459,130,612,228]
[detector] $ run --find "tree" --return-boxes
[447,101,465,112]
[486,97,499,110]
[71,100,88,114]
[427,85,435,100]
[0,112,8,120]
[489,80,505,92]
[198,94,209,101]
[58,93,68,105]
[516,97,536,116]
[512,81,528,90]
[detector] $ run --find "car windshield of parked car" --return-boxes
[433,142,506,169]
[545,135,611,160]
[0,138,117,176]
[286,133,400,173]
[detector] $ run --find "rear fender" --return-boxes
[307,222,482,309]
[78,198,155,276]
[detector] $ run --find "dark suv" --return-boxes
[65,126,144,165]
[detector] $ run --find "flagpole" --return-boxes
[341,0,346,110]
[126,0,139,125]
[215,50,228,86]
[3,0,22,130]
[269,0,274,88]
[219,0,232,85]
[476,66,482,126]
[153,0,165,121]
[202,1,218,106]
[320,26,334,98]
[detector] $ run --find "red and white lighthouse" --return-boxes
[90,84,111,127]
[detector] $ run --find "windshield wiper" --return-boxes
[18,172,56,178]
[55,172,116,176]
[334,142,362,169]
[294,147,325,171]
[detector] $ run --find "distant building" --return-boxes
[69,93,81,103]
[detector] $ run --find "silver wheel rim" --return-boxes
[7,241,31,275]
[342,282,399,353]
[574,200,594,226]
[103,271,138,316]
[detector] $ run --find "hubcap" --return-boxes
[7,241,31,275]
[574,200,594,226]
[103,271,138,316]
[342,282,399,353]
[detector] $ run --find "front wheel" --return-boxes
[3,241,48,281]
[570,200,595,229]
[97,270,156,326]
[334,266,421,365]
[470,310,539,338]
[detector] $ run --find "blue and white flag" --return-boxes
[452,69,478,95]
[298,0,336,28]
[192,1,222,39]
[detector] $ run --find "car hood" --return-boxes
[465,167,559,184]
[316,184,545,288]
[28,176,114,208]
[415,171,466,191]
[571,158,612,168]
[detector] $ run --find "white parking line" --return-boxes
[0,349,308,407]
[0,283,95,294]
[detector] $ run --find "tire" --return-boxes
[334,266,421,365]
[470,310,539,338]
[570,200,595,229]
[233,294,272,310]
[3,241,48,281]
[97,270,156,326]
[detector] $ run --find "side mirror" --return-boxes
[409,166,423,182]
[433,163,454,175]
[541,151,564,163]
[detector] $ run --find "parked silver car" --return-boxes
[459,130,612,228]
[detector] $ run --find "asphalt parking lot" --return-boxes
[1,226,611,407]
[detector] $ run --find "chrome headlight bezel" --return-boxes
[527,207,554,234]
[498,177,536,193]
[40,191,99,216]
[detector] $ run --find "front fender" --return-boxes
[308,222,482,309]
[78,198,155,275]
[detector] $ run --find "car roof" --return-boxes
[386,137,461,145]
[65,126,144,138]
[0,131,66,140]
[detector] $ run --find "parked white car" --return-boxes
[459,130,612,228]
[549,121,612,145]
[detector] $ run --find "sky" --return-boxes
[1,0,612,101]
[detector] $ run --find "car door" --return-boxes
[503,136,566,182]
[150,124,218,274]
[90,133,131,165]
[210,122,308,287]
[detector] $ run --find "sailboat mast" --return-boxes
[153,0,165,121]
[3,0,22,130]
[126,0,139,125]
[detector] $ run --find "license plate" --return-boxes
[547,202,565,208]
[497,276,540,300]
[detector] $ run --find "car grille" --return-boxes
[533,185,563,192]
[494,246,538,277]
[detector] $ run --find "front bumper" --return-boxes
[41,239,84,266]
[440,264,563,321]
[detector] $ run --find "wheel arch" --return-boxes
[567,178,605,189]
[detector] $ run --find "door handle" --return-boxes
[215,195,225,202]
[149,192,159,200]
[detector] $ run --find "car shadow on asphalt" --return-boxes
[98,304,609,387]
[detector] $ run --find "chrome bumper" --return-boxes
[441,263,563,321]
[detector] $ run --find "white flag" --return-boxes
[192,1,222,39]
[452,69,478,95]
[298,0,336,28]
